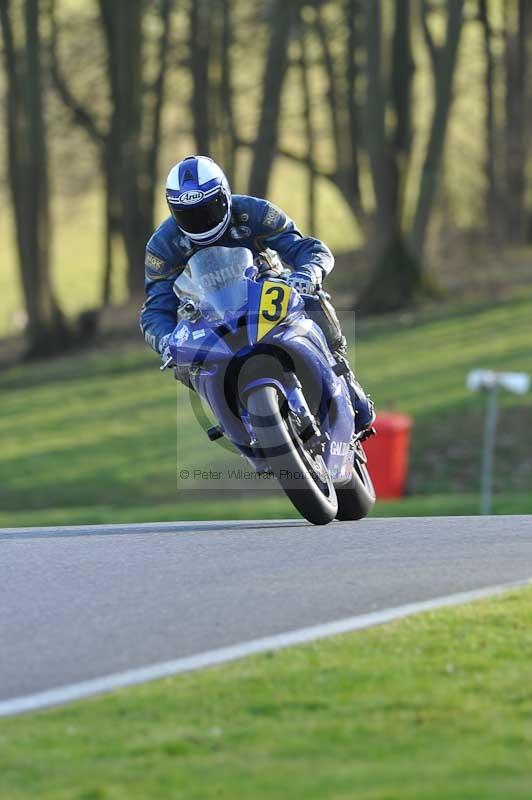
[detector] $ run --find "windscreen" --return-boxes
[174,246,253,321]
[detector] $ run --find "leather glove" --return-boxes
[286,269,320,295]
[255,249,284,281]
[159,333,175,370]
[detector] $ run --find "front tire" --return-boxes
[246,385,338,525]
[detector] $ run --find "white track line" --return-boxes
[1,578,530,718]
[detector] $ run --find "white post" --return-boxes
[480,383,498,516]
[466,369,529,517]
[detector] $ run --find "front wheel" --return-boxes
[246,385,337,525]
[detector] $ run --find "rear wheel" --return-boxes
[246,385,337,525]
[335,446,376,521]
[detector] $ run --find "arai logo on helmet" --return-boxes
[178,190,204,204]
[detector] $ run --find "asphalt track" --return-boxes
[1,515,531,715]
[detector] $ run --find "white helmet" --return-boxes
[166,155,232,244]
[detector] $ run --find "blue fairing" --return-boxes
[170,276,355,484]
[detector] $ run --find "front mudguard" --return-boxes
[240,376,307,418]
[239,339,355,485]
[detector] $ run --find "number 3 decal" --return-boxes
[262,285,286,322]
[257,281,292,340]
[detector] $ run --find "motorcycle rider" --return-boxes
[140,155,375,432]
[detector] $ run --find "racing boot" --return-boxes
[302,293,376,434]
[332,337,376,434]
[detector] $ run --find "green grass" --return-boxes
[356,292,532,496]
[1,289,531,527]
[3,586,532,799]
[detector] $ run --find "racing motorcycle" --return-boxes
[169,246,375,526]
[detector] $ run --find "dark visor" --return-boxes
[170,192,228,234]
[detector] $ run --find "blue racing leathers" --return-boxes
[140,194,334,353]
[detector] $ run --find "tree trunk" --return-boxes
[479,0,501,242]
[361,0,463,315]
[108,0,146,295]
[144,0,172,228]
[503,0,528,242]
[358,0,427,314]
[0,0,68,357]
[409,0,464,258]
[219,0,237,182]
[344,0,366,229]
[247,0,301,198]
[190,0,211,155]
[99,0,171,297]
[101,150,121,307]
[358,236,430,314]
[259,0,367,232]
[299,24,316,235]
[365,0,398,248]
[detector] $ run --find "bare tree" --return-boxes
[248,0,302,198]
[189,0,211,155]
[0,0,68,357]
[187,0,237,180]
[279,1,368,234]
[409,0,464,259]
[478,0,500,240]
[361,0,464,311]
[49,0,120,307]
[278,0,463,312]
[299,19,317,235]
[219,0,237,181]
[99,0,172,296]
[50,0,172,299]
[503,0,529,242]
[358,0,420,312]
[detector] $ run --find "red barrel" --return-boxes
[363,413,413,499]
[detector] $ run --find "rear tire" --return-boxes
[246,385,338,525]
[335,455,376,521]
